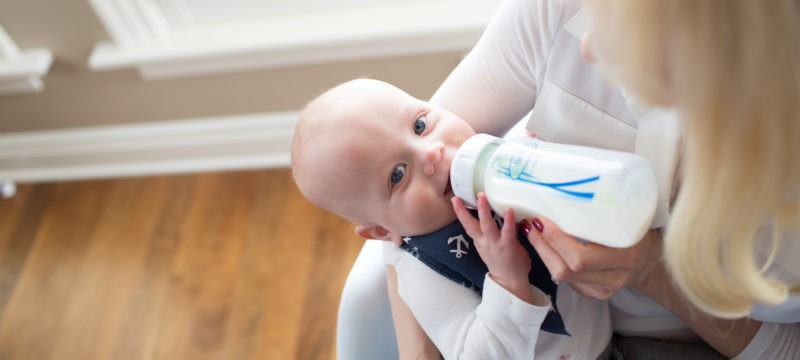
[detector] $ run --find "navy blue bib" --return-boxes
[399,216,569,336]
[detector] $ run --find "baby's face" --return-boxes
[303,80,475,243]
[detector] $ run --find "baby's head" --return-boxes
[292,78,475,244]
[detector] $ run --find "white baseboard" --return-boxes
[0,111,298,183]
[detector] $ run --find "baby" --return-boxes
[291,78,612,359]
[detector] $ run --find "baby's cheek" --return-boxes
[418,203,457,230]
[403,193,456,233]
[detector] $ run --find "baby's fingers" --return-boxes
[452,197,482,237]
[500,208,517,243]
[476,193,498,236]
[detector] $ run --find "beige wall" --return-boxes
[0,0,462,134]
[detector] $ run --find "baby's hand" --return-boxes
[452,193,534,303]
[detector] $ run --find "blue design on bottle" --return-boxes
[495,147,599,200]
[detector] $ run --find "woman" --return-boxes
[580,0,800,320]
[522,0,800,357]
[338,0,799,358]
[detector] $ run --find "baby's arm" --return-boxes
[452,193,538,305]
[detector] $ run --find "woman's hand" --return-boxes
[524,216,662,300]
[452,193,534,304]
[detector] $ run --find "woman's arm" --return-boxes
[732,322,800,359]
[632,255,762,357]
[526,216,762,357]
[386,265,442,360]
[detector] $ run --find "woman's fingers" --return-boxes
[526,226,571,283]
[525,216,660,299]
[530,227,626,297]
[569,282,616,300]
[534,216,639,272]
[566,269,631,293]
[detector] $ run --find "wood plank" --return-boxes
[0,181,113,359]
[151,172,253,360]
[219,169,295,360]
[111,174,198,360]
[49,177,171,360]
[0,183,34,256]
[0,183,48,316]
[296,211,363,360]
[243,172,321,360]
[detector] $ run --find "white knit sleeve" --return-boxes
[732,322,800,360]
[430,0,575,137]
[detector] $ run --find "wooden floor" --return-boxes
[0,169,365,360]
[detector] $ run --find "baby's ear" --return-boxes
[354,224,392,241]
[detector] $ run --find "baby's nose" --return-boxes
[421,143,444,176]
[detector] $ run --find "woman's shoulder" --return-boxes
[498,0,584,34]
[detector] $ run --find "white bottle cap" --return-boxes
[450,134,502,208]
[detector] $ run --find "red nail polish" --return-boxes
[520,219,532,237]
[532,218,544,233]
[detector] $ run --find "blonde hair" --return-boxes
[610,0,800,317]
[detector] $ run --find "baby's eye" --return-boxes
[390,165,406,187]
[413,116,427,135]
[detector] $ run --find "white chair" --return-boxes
[336,240,398,360]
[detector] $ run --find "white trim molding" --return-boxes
[0,24,53,95]
[0,111,297,183]
[87,0,500,80]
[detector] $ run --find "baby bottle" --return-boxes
[450,134,658,248]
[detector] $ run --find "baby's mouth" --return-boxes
[443,155,455,199]
[444,175,454,199]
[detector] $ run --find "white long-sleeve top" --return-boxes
[429,0,800,358]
